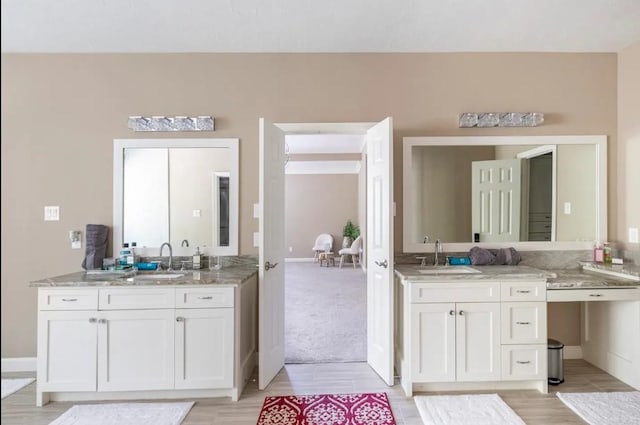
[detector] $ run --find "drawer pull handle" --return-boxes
[589,294,604,297]
[516,360,531,364]
[88,318,97,323]
[98,318,107,324]
[516,321,531,325]
[449,310,455,316]
[62,298,78,302]
[197,296,213,300]
[516,290,531,294]
[176,316,184,322]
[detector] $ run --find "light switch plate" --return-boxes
[253,203,260,219]
[192,209,201,218]
[253,232,260,247]
[44,206,60,221]
[563,202,571,215]
[629,227,639,244]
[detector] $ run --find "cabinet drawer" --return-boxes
[501,344,547,380]
[547,288,640,302]
[529,221,552,232]
[501,302,547,344]
[39,289,98,310]
[529,212,552,222]
[411,282,500,303]
[176,287,234,308]
[501,281,546,301]
[99,288,175,310]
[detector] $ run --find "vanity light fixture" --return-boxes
[127,116,215,132]
[459,112,544,128]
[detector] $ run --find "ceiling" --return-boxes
[2,0,639,53]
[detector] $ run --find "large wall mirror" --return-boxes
[403,135,607,253]
[113,138,239,256]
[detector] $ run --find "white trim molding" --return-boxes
[1,357,37,372]
[564,345,584,360]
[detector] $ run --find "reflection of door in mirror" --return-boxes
[115,138,239,256]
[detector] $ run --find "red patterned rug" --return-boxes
[256,392,396,425]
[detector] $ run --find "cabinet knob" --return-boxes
[98,318,107,324]
[176,316,184,322]
[458,310,464,316]
[88,318,97,323]
[449,310,455,316]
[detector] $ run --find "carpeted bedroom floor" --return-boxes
[285,261,366,364]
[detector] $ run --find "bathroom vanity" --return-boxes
[395,265,553,396]
[31,266,257,407]
[394,263,640,397]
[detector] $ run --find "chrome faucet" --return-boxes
[159,242,173,271]
[434,239,443,266]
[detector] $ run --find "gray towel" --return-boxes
[82,224,110,270]
[469,246,521,266]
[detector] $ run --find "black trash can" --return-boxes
[548,338,565,385]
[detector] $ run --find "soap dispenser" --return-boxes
[193,247,202,270]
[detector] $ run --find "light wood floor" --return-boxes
[1,359,636,424]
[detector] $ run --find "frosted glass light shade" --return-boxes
[128,116,215,132]
[459,112,544,128]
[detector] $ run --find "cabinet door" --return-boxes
[456,302,501,382]
[37,310,98,391]
[97,309,175,392]
[175,308,234,389]
[411,303,456,382]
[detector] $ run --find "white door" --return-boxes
[366,117,395,385]
[412,303,456,382]
[258,118,286,389]
[174,308,233,389]
[97,309,175,392]
[471,159,522,242]
[456,302,501,382]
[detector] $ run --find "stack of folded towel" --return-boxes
[82,224,109,270]
[469,246,521,265]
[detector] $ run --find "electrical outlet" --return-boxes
[69,230,82,249]
[289,246,293,252]
[629,227,639,244]
[564,202,571,215]
[192,209,201,218]
[44,206,60,221]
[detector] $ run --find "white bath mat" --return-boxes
[557,391,640,425]
[49,401,195,425]
[414,394,525,425]
[1,377,35,399]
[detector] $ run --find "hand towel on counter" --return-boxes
[469,246,521,266]
[81,224,109,270]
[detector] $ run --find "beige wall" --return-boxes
[1,53,620,357]
[285,174,359,258]
[618,42,640,250]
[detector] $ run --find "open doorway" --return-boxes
[283,134,367,364]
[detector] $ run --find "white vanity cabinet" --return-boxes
[36,276,257,406]
[410,283,501,384]
[396,276,548,396]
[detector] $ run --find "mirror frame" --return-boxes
[402,135,607,253]
[113,138,240,257]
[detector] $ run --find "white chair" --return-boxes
[312,233,334,262]
[338,235,362,268]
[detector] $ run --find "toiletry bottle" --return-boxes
[119,243,131,269]
[128,242,137,266]
[593,242,604,263]
[603,242,612,264]
[193,247,202,270]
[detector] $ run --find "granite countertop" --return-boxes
[546,263,640,289]
[30,264,258,288]
[394,265,555,281]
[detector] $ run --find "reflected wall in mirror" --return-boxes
[114,139,239,256]
[403,136,607,253]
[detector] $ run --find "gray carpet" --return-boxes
[285,261,366,364]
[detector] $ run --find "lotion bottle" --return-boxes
[193,247,202,269]
[593,242,604,263]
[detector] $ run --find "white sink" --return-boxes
[136,273,185,280]
[418,266,480,275]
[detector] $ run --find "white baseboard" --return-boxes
[564,345,583,359]
[284,257,314,262]
[1,357,37,372]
